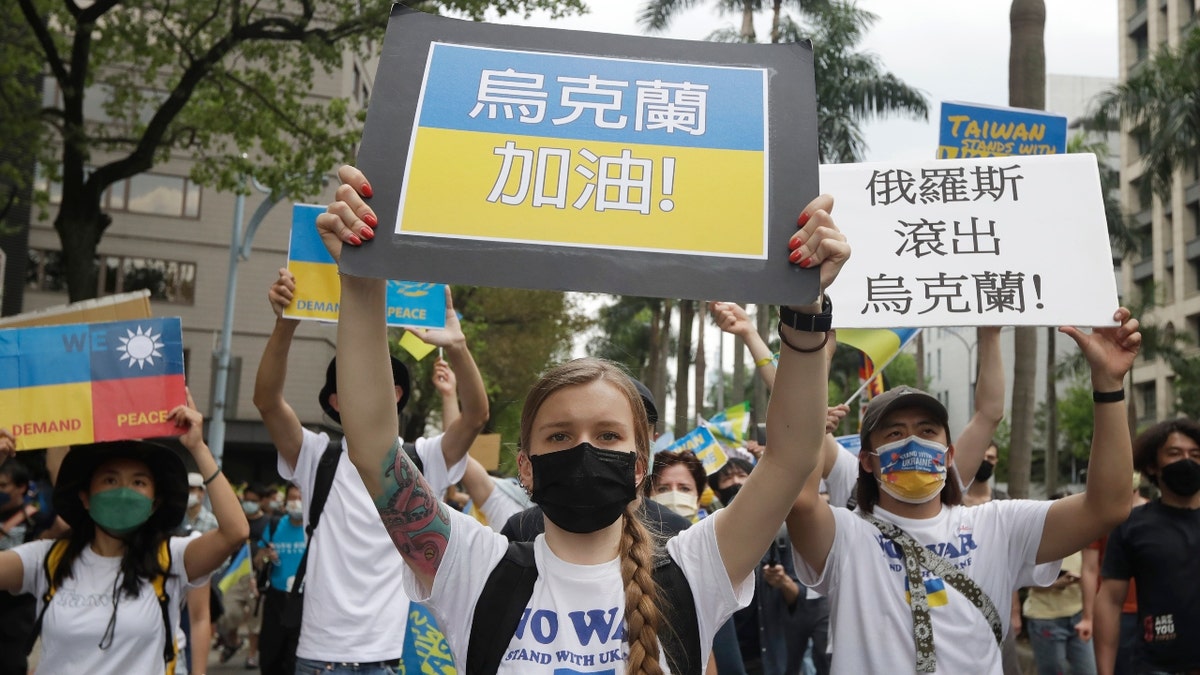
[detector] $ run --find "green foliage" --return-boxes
[1091,25,1200,201]
[395,285,588,469]
[1066,131,1140,257]
[588,295,663,377]
[640,0,928,162]
[6,0,585,299]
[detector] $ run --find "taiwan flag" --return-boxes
[0,317,187,451]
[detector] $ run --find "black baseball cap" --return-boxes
[859,385,949,450]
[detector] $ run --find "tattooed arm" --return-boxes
[316,166,453,587]
[374,438,452,589]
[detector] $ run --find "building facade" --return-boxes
[1118,0,1200,425]
[18,52,379,482]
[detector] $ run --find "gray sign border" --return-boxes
[346,6,821,305]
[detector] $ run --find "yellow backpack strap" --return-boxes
[28,540,71,655]
[153,539,177,675]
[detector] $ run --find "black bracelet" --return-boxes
[778,323,830,353]
[202,466,222,485]
[778,294,833,333]
[1093,389,1125,403]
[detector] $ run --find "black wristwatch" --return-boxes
[778,294,833,332]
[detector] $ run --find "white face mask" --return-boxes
[650,490,699,520]
[187,494,201,509]
[286,500,303,520]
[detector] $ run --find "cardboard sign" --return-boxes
[344,7,822,306]
[937,101,1067,159]
[0,290,152,329]
[1,317,187,450]
[468,433,502,472]
[822,153,1119,328]
[285,204,446,328]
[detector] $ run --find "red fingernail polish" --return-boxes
[348,233,362,246]
[360,227,374,241]
[800,257,812,268]
[789,249,803,263]
[363,213,378,228]
[798,212,810,227]
[361,182,374,198]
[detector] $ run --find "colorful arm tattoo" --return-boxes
[373,439,452,579]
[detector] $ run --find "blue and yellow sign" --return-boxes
[285,204,446,328]
[937,101,1067,159]
[399,43,769,258]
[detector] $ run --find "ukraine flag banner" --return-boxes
[837,328,921,373]
[219,543,252,595]
[662,426,728,476]
[398,43,768,258]
[1,317,186,451]
[285,204,447,329]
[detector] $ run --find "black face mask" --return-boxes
[717,483,742,506]
[1160,459,1200,497]
[530,443,638,534]
[975,461,995,483]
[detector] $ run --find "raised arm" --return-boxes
[952,326,1004,486]
[715,195,849,585]
[710,301,776,391]
[179,390,251,581]
[412,293,489,467]
[434,357,461,429]
[252,268,306,470]
[1036,308,1140,564]
[316,166,451,590]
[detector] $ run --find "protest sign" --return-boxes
[821,153,1119,328]
[285,204,446,328]
[937,101,1067,159]
[0,289,152,329]
[344,7,822,306]
[1,317,186,451]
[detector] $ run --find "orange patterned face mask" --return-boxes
[873,436,948,504]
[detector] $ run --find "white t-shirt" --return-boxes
[280,428,465,662]
[795,500,1059,675]
[825,445,859,510]
[478,478,528,532]
[404,506,752,673]
[16,534,206,675]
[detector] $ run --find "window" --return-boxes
[37,166,202,219]
[1136,381,1156,423]
[27,248,196,304]
[1131,24,1150,63]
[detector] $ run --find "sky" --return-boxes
[490,0,1122,162]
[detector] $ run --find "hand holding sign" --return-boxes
[170,388,208,457]
[788,194,850,311]
[0,428,14,463]
[1059,307,1141,393]
[268,268,298,321]
[409,287,467,351]
[317,165,378,263]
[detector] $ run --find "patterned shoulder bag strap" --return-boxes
[859,513,938,673]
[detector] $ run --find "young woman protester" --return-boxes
[0,392,249,674]
[315,165,849,673]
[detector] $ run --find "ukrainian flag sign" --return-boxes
[1,317,186,451]
[347,8,822,306]
[399,43,768,257]
[285,204,446,329]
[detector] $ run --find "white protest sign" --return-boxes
[822,153,1119,328]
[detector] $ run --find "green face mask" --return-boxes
[88,487,154,535]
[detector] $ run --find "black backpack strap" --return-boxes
[653,554,701,675]
[403,441,423,475]
[290,441,343,598]
[466,541,538,675]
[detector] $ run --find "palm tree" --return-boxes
[639,0,928,163]
[1091,26,1200,200]
[1006,0,1046,499]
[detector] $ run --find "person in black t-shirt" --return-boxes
[1096,418,1200,675]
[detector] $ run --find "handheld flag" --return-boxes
[837,328,921,406]
[704,401,751,446]
[1,317,186,451]
[662,426,728,475]
[398,330,438,361]
[218,543,252,595]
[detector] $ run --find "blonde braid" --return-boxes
[620,503,665,675]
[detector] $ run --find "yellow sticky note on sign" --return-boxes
[399,330,437,361]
